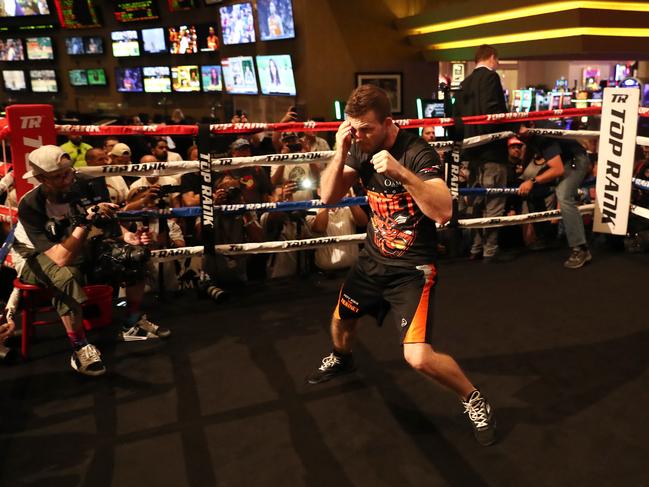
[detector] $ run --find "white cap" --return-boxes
[23,145,72,180]
[109,142,131,157]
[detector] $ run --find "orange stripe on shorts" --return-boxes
[404,264,437,344]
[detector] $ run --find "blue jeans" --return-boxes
[555,153,590,248]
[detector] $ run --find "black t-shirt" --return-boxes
[345,129,444,267]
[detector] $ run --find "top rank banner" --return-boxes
[594,88,639,235]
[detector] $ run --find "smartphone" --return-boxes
[294,103,306,121]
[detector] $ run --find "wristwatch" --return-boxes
[530,177,537,185]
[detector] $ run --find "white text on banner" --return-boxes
[594,88,639,235]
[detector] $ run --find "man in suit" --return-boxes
[455,44,510,261]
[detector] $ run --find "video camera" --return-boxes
[88,237,151,286]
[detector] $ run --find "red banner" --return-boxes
[6,105,56,201]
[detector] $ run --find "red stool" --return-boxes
[13,279,114,359]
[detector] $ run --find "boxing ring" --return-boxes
[1,92,649,485]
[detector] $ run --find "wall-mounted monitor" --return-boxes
[26,36,54,60]
[143,66,171,93]
[111,30,139,57]
[55,0,102,29]
[0,1,50,16]
[114,0,160,22]
[201,65,222,92]
[30,69,58,92]
[87,67,106,85]
[141,27,166,54]
[257,0,295,41]
[168,0,197,11]
[66,36,102,55]
[256,54,295,96]
[2,70,27,91]
[69,69,88,86]
[171,65,200,92]
[115,66,143,92]
[0,38,25,61]
[219,3,255,45]
[197,23,219,52]
[168,25,197,54]
[222,56,258,95]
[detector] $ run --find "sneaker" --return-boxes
[463,390,497,446]
[563,246,592,269]
[305,352,356,385]
[70,344,106,377]
[118,314,171,342]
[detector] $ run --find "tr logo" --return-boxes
[611,94,629,103]
[20,116,42,129]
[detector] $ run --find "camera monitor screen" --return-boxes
[171,65,200,92]
[0,0,50,16]
[143,66,171,93]
[2,70,27,91]
[0,38,25,61]
[257,0,295,41]
[115,66,143,92]
[141,27,166,54]
[55,0,102,29]
[87,68,106,85]
[111,30,139,57]
[201,65,222,92]
[26,36,54,60]
[30,69,58,92]
[219,2,255,45]
[114,0,159,22]
[168,25,197,54]
[69,69,88,86]
[167,0,196,11]
[256,54,295,96]
[222,56,258,95]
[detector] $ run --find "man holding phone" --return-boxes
[305,84,497,446]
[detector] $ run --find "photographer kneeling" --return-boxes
[11,146,170,377]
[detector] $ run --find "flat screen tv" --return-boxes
[143,66,171,93]
[171,65,200,92]
[87,68,106,85]
[111,30,139,57]
[256,54,296,96]
[0,0,50,16]
[55,0,102,29]
[30,69,58,92]
[0,38,25,61]
[168,25,197,54]
[141,27,166,54]
[26,36,54,60]
[115,66,143,92]
[197,23,219,52]
[219,2,255,45]
[257,0,294,41]
[167,0,196,11]
[201,65,222,92]
[2,69,27,91]
[84,36,102,53]
[69,69,88,86]
[114,0,159,22]
[221,56,258,95]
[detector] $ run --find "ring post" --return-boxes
[198,124,215,270]
[6,104,57,201]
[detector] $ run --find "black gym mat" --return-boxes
[0,248,647,487]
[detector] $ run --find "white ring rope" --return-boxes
[150,204,596,262]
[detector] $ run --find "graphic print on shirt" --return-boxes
[366,188,422,257]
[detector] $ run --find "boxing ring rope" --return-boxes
[1,101,649,268]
